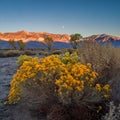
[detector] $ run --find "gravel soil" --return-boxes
[0,57,46,120]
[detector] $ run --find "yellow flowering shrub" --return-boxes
[55,62,98,95]
[7,52,111,104]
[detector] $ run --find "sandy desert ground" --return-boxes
[0,57,46,120]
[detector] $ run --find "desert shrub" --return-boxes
[78,41,109,70]
[6,52,111,119]
[79,41,120,104]
[17,40,26,50]
[3,50,20,57]
[39,51,49,56]
[23,50,35,55]
[52,50,63,55]
[16,55,33,66]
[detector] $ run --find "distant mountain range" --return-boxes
[0,30,70,42]
[84,34,120,47]
[0,31,120,48]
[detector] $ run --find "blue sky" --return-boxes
[0,0,120,37]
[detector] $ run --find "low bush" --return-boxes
[39,51,49,56]
[6,52,111,119]
[52,50,63,55]
[3,50,20,57]
[16,55,33,66]
[23,50,35,55]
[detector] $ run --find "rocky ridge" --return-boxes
[1,31,120,42]
[0,30,70,43]
[84,34,120,42]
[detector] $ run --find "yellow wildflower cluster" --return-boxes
[8,56,65,104]
[7,52,111,104]
[8,57,40,104]
[55,62,98,95]
[95,84,111,98]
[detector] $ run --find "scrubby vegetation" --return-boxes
[3,50,20,57]
[8,39,26,50]
[4,41,120,120]
[70,33,83,49]
[16,55,33,66]
[41,37,53,51]
[0,49,36,57]
[23,49,35,55]
[78,42,120,105]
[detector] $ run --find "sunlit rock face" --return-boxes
[83,34,120,47]
[0,30,70,42]
[1,31,120,48]
[84,34,120,42]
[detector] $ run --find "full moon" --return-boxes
[62,25,64,29]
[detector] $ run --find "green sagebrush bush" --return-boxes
[3,50,20,57]
[16,55,32,66]
[23,50,35,55]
